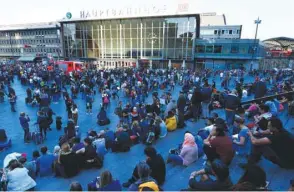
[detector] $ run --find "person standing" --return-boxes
[9,93,16,112]
[177,91,186,115]
[19,112,31,143]
[201,80,212,119]
[72,104,79,126]
[224,90,241,135]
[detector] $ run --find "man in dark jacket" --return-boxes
[224,90,241,134]
[36,111,49,139]
[19,112,31,143]
[123,146,166,187]
[201,81,213,119]
[254,79,267,99]
[177,91,186,115]
[191,87,202,121]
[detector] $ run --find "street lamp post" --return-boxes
[250,17,262,71]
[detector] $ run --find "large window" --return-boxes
[214,45,222,53]
[62,16,198,60]
[195,45,205,53]
[231,45,239,53]
[205,46,213,53]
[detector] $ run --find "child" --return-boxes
[56,116,62,130]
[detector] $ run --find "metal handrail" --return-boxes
[241,91,294,105]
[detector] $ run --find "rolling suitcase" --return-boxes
[32,125,43,145]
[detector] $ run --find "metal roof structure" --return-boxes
[0,22,60,31]
[262,37,294,49]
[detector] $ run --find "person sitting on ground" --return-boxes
[203,124,234,166]
[123,146,166,188]
[104,128,115,150]
[165,110,177,132]
[69,181,83,191]
[88,170,122,191]
[111,127,132,152]
[18,154,37,181]
[241,117,294,169]
[53,145,60,160]
[3,159,37,191]
[76,138,98,168]
[254,104,272,124]
[130,121,142,143]
[97,107,110,126]
[154,116,167,138]
[187,159,232,191]
[164,100,177,118]
[128,161,160,191]
[65,119,76,139]
[167,133,198,166]
[92,130,107,157]
[55,143,79,178]
[245,102,259,118]
[231,165,268,191]
[198,117,226,139]
[265,100,278,116]
[233,117,251,156]
[36,146,55,176]
[71,137,85,153]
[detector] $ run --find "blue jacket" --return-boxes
[19,116,30,129]
[36,153,55,176]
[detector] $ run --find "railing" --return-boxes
[241,91,294,105]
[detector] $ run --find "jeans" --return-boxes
[167,154,183,165]
[10,102,16,112]
[201,102,210,118]
[24,128,30,142]
[225,110,236,135]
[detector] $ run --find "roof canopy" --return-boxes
[263,37,294,49]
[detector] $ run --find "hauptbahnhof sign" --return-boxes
[79,3,189,20]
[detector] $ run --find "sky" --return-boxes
[0,0,293,40]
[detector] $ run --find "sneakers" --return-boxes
[122,181,132,188]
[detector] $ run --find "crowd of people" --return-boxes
[0,62,294,191]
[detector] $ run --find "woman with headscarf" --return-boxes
[167,133,198,166]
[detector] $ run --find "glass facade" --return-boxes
[62,16,198,62]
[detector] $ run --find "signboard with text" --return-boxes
[78,3,190,20]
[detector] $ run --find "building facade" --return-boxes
[61,14,200,69]
[195,38,263,70]
[200,25,242,39]
[0,22,62,62]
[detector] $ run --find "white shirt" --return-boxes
[72,108,78,114]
